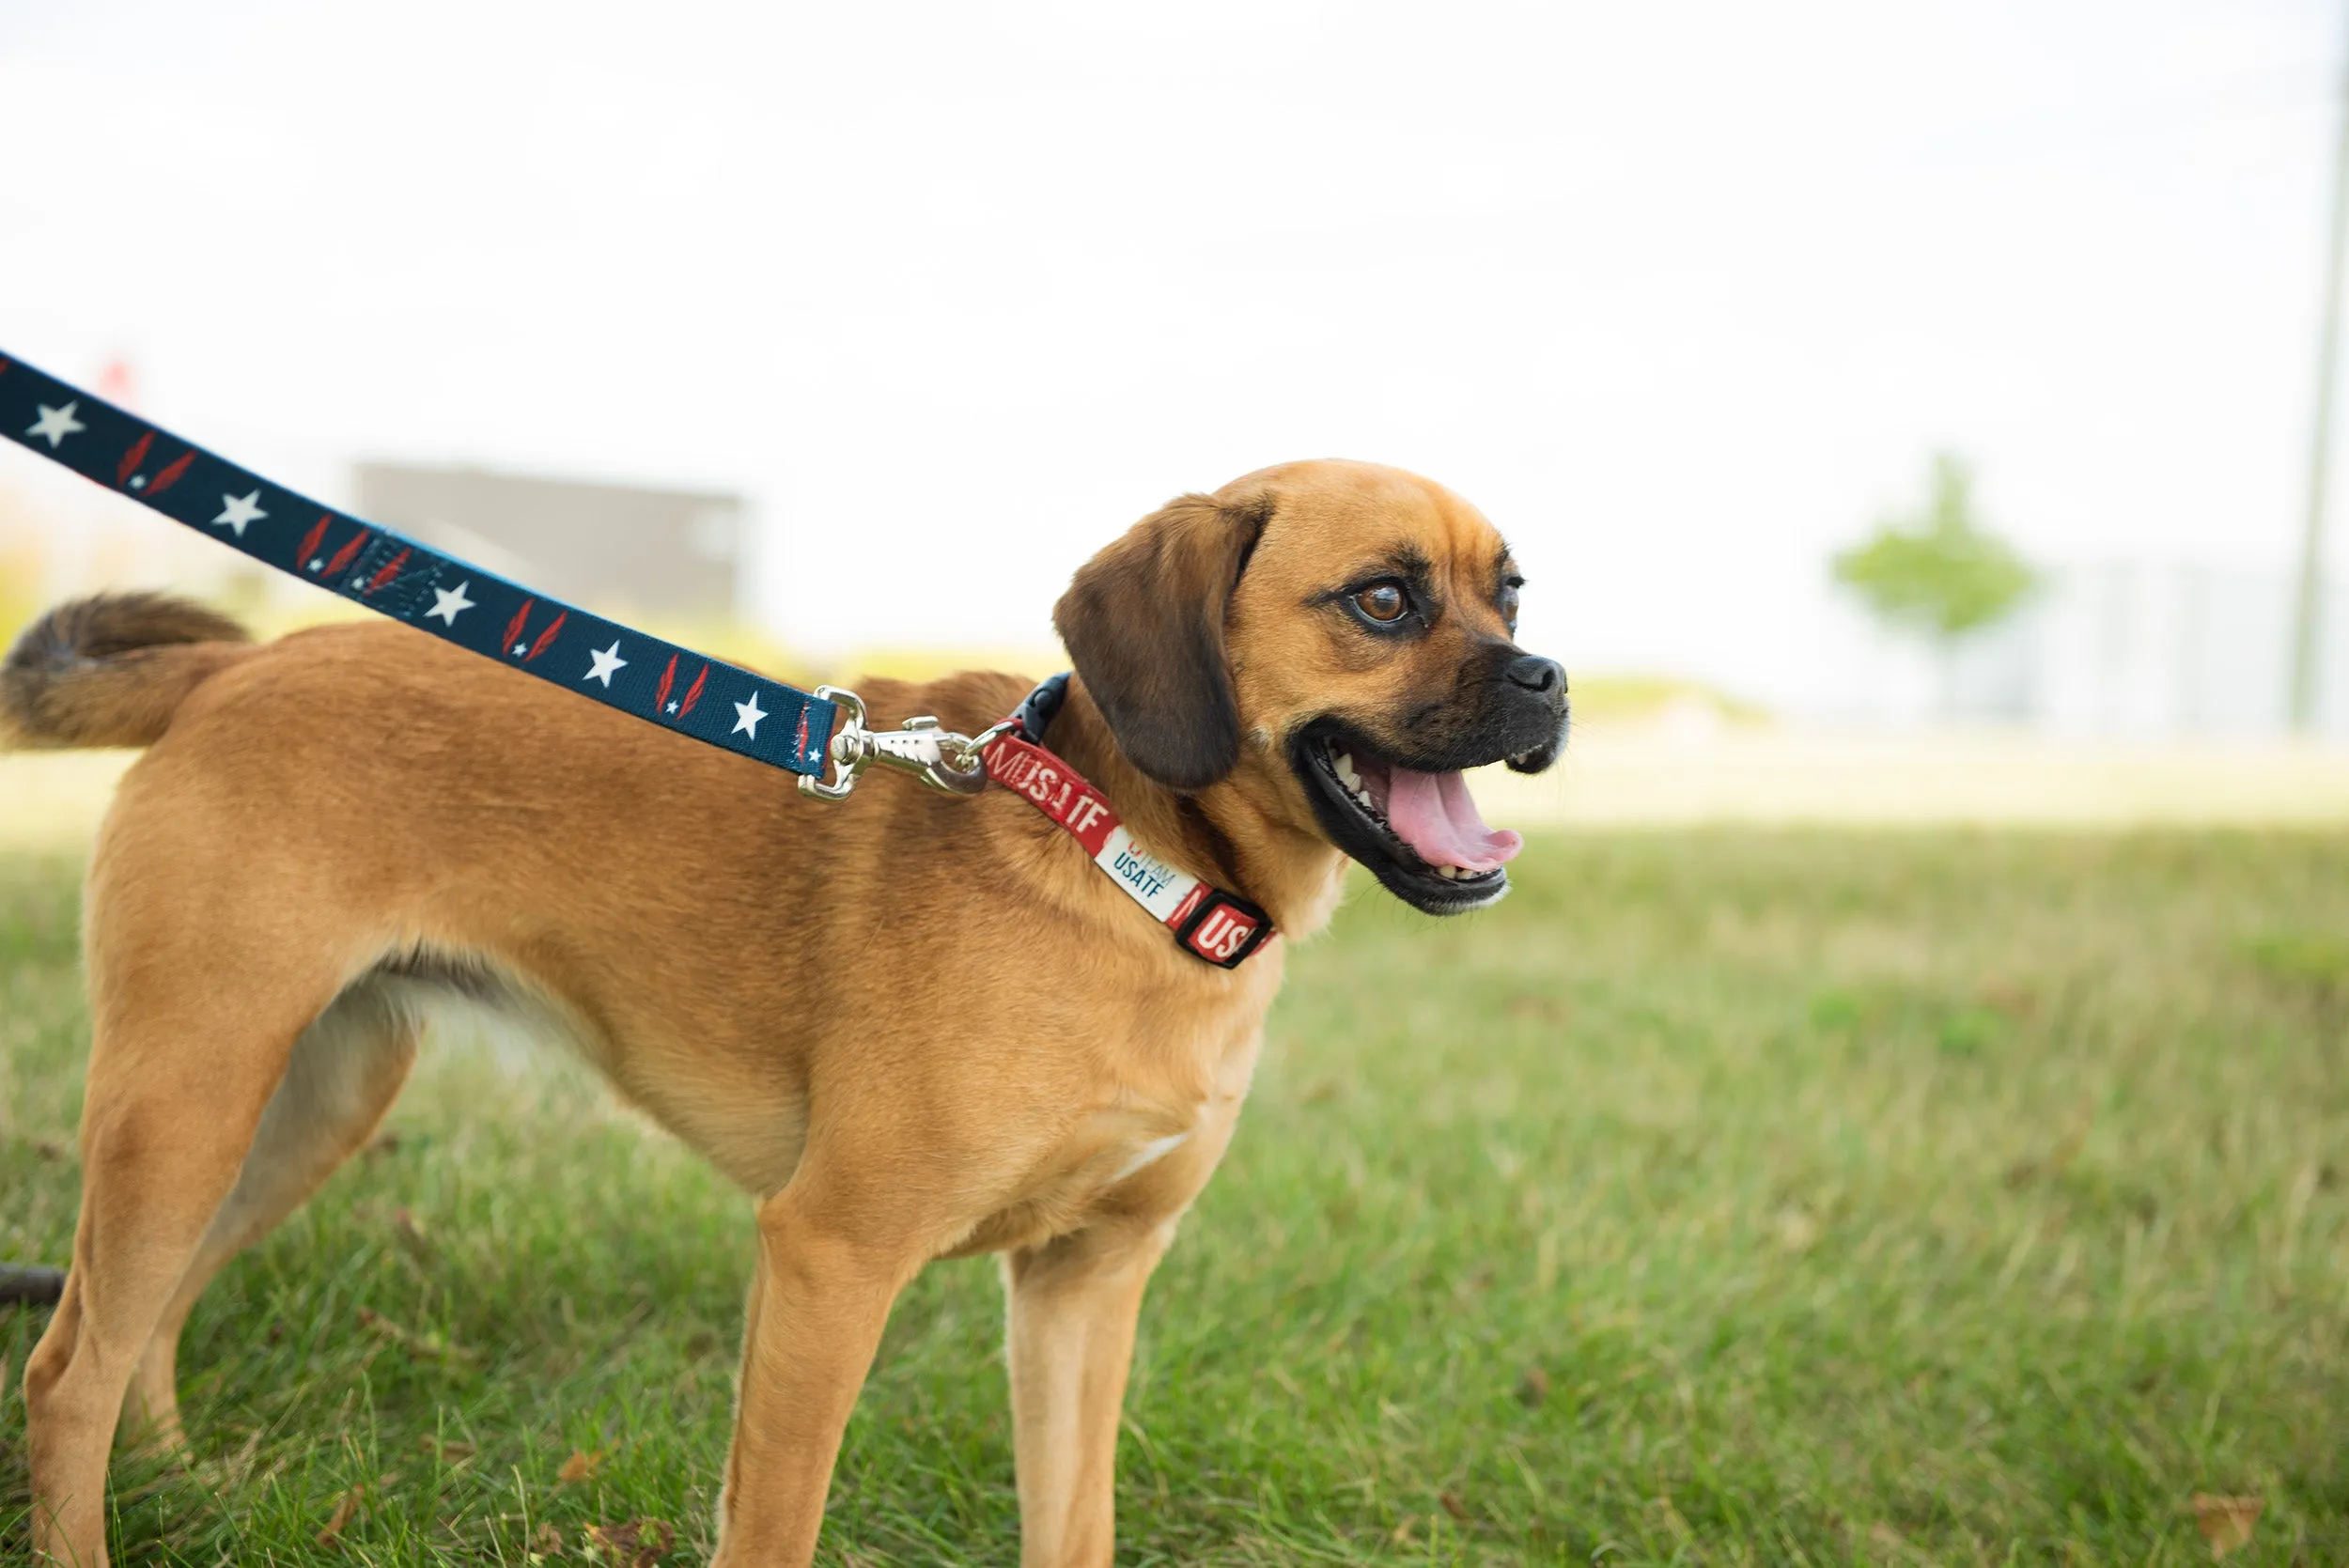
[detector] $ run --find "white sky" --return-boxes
[0,0,2339,706]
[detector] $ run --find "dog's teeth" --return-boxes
[1436,865,1456,879]
[1335,753,1359,784]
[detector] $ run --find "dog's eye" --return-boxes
[1500,580,1521,632]
[1352,583,1408,623]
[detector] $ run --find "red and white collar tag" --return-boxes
[984,675,1276,970]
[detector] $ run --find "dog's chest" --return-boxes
[941,1004,1269,1258]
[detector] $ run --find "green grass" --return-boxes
[5,831,2348,1564]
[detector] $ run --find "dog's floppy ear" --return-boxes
[1053,489,1273,791]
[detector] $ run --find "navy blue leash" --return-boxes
[1,349,1275,964]
[0,350,838,778]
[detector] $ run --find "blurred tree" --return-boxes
[1833,452,2036,714]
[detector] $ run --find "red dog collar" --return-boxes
[986,676,1275,970]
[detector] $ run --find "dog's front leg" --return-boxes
[1001,1221,1174,1568]
[710,1185,926,1567]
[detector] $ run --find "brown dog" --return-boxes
[8,458,1565,1566]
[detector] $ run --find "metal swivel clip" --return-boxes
[797,686,1015,801]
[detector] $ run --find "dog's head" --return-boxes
[1054,460,1566,914]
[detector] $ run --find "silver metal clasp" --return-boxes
[798,685,1008,801]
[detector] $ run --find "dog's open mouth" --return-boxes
[1290,722,1526,913]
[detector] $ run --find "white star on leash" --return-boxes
[213,489,267,536]
[733,691,767,738]
[25,401,86,448]
[426,582,475,625]
[583,640,628,687]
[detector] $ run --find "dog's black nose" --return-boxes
[1505,655,1564,695]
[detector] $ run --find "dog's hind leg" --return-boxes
[121,984,420,1452]
[23,890,370,1568]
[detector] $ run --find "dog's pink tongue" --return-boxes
[1383,768,1523,872]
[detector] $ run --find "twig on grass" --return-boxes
[357,1305,478,1361]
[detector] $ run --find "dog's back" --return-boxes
[5,596,1084,1172]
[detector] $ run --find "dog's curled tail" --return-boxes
[2,593,254,750]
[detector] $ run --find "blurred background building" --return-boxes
[354,463,746,619]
